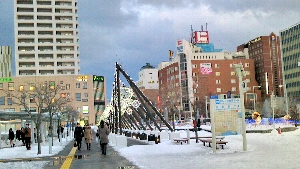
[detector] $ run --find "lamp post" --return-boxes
[252,86,261,111]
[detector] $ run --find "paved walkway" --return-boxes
[43,133,148,169]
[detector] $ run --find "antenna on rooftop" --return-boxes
[191,25,194,44]
[206,23,208,31]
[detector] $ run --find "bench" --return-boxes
[199,139,228,149]
[187,136,225,140]
[173,138,189,145]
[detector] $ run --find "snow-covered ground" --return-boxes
[0,125,299,169]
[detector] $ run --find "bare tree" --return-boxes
[7,82,69,154]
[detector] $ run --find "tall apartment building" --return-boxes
[136,63,159,106]
[0,75,106,125]
[0,46,12,77]
[237,33,283,101]
[14,0,80,76]
[280,22,300,98]
[158,36,259,119]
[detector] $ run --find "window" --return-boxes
[232,87,236,91]
[76,93,81,101]
[245,63,250,67]
[216,72,220,76]
[30,95,35,103]
[0,83,3,90]
[0,96,5,105]
[8,82,14,91]
[84,93,88,97]
[216,80,221,84]
[231,71,236,75]
[60,81,63,84]
[231,79,236,83]
[61,86,65,90]
[76,83,80,88]
[217,88,222,92]
[30,84,34,90]
[215,64,220,68]
[83,82,87,89]
[7,98,12,105]
[66,84,70,90]
[19,85,24,91]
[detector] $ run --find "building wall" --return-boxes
[280,22,300,98]
[14,0,80,76]
[159,39,261,118]
[0,74,106,125]
[237,33,283,101]
[0,46,12,77]
[137,68,159,89]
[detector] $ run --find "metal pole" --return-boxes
[205,96,208,118]
[285,84,289,115]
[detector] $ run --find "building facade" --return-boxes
[237,33,283,101]
[0,46,12,77]
[136,63,159,107]
[0,75,105,125]
[158,36,260,119]
[14,0,80,76]
[280,22,300,98]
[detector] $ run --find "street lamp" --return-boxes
[252,86,261,111]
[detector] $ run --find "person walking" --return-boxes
[24,123,31,150]
[20,127,25,146]
[74,123,84,151]
[84,125,92,150]
[97,120,110,155]
[8,128,15,147]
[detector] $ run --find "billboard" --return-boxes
[176,40,183,53]
[200,63,212,74]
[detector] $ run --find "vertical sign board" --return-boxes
[210,98,241,136]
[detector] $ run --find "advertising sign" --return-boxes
[200,63,212,74]
[83,106,89,114]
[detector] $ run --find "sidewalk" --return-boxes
[43,133,146,169]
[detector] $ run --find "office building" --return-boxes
[237,33,283,100]
[0,75,105,125]
[14,0,80,76]
[280,22,300,98]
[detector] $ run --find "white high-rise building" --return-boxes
[14,0,80,76]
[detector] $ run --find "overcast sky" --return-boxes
[0,0,299,99]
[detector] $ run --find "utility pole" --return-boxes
[233,63,247,151]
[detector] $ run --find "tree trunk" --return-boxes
[37,113,42,154]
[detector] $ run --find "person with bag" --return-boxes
[24,123,31,150]
[84,125,92,150]
[97,120,110,155]
[74,123,84,151]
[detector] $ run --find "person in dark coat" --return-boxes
[97,120,110,155]
[8,128,15,147]
[74,123,84,151]
[23,124,31,150]
[20,127,25,146]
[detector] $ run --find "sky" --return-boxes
[0,0,300,99]
[0,124,299,169]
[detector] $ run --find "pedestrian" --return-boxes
[24,123,31,150]
[97,120,110,155]
[74,123,84,151]
[84,125,92,150]
[60,125,64,138]
[20,127,25,146]
[8,128,15,147]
